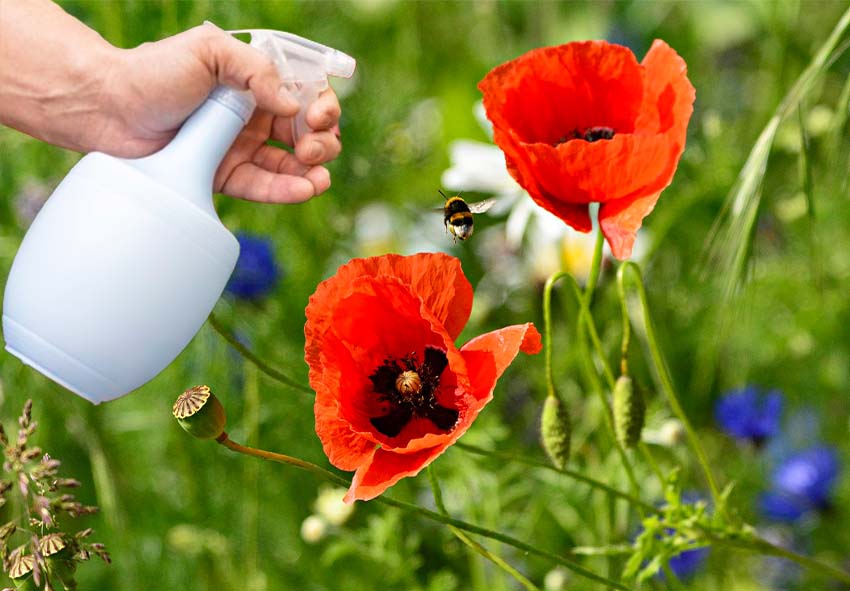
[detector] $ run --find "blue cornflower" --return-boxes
[714,386,783,445]
[759,446,839,523]
[225,233,280,301]
[668,546,709,580]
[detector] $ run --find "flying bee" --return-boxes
[438,190,497,242]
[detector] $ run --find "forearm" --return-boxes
[0,0,117,152]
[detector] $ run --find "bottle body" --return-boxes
[2,94,245,404]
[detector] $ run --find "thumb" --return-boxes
[193,24,300,118]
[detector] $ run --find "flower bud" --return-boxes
[613,375,645,448]
[173,386,227,440]
[540,394,571,469]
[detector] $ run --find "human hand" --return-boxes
[97,24,342,203]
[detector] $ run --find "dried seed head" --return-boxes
[7,548,34,579]
[38,534,66,558]
[173,386,227,440]
[613,375,645,449]
[540,394,571,469]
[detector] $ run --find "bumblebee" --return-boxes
[438,190,496,242]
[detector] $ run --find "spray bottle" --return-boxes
[2,29,355,404]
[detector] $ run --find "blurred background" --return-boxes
[1,1,850,589]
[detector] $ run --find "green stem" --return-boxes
[428,468,541,591]
[638,442,666,489]
[543,272,571,401]
[214,435,850,587]
[216,435,634,591]
[616,262,721,506]
[455,442,654,514]
[584,226,606,305]
[543,267,642,505]
[207,313,313,395]
[705,533,850,585]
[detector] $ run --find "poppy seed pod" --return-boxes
[540,394,571,469]
[173,385,227,440]
[613,375,645,448]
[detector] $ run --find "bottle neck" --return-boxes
[125,87,253,217]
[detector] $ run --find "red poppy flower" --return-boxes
[479,40,695,260]
[305,253,541,502]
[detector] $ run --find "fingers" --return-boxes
[218,144,331,203]
[194,24,300,119]
[271,88,342,151]
[221,162,331,204]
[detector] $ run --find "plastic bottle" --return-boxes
[2,29,355,404]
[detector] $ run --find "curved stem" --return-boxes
[584,227,606,305]
[543,272,568,400]
[216,435,633,591]
[428,468,541,591]
[616,262,721,506]
[215,434,850,586]
[544,267,643,508]
[207,313,313,395]
[455,443,654,514]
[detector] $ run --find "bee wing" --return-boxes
[467,198,498,214]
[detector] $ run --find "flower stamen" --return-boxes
[369,347,458,438]
[557,126,616,146]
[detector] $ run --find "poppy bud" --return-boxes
[613,376,645,448]
[540,394,571,469]
[173,386,227,440]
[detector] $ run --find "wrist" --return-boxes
[0,0,121,154]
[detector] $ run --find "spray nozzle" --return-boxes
[224,28,355,142]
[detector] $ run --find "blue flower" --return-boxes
[668,546,709,580]
[759,446,839,523]
[225,233,280,301]
[758,491,807,523]
[714,386,783,445]
[773,446,838,507]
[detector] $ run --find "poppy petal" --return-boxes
[478,38,694,257]
[599,190,662,260]
[345,444,449,502]
[460,323,543,406]
[499,131,593,232]
[343,324,542,502]
[636,40,695,142]
[306,253,473,345]
[313,277,466,454]
[479,41,643,144]
[524,133,678,204]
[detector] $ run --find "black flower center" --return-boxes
[368,347,459,438]
[556,126,615,145]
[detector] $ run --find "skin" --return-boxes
[0,0,343,204]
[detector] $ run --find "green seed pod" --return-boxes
[613,375,645,448]
[540,394,571,469]
[173,386,227,440]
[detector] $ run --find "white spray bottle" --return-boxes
[2,29,355,404]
